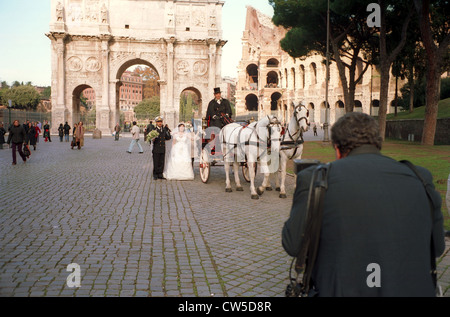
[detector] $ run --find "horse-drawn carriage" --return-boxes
[197,102,310,200]
[198,118,255,184]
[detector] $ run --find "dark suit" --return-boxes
[282,144,445,296]
[152,126,171,177]
[206,98,232,129]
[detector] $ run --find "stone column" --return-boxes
[165,38,176,129]
[208,39,218,100]
[51,33,67,134]
[98,37,111,134]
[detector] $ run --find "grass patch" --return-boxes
[386,98,450,120]
[287,140,450,230]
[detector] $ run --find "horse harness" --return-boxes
[281,106,309,160]
[222,116,281,161]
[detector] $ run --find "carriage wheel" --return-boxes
[199,149,210,183]
[242,162,257,183]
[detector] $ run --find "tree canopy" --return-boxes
[134,96,160,120]
[1,85,42,110]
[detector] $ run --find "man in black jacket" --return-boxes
[206,87,233,129]
[282,112,445,296]
[63,122,71,142]
[7,120,28,165]
[43,120,52,142]
[152,116,171,180]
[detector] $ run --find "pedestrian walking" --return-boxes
[114,123,121,141]
[75,122,85,150]
[6,120,28,165]
[0,123,6,150]
[27,122,38,151]
[43,121,51,142]
[71,123,77,149]
[127,121,143,154]
[58,123,64,142]
[36,121,41,143]
[282,112,445,297]
[64,122,71,142]
[313,124,317,136]
[34,122,41,143]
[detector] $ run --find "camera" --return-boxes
[285,278,303,297]
[293,159,321,174]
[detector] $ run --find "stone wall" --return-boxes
[385,118,450,145]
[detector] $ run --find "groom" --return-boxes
[152,116,172,180]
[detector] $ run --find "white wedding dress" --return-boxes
[163,131,195,181]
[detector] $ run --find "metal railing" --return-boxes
[0,108,51,127]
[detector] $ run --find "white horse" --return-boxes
[275,101,310,198]
[220,115,282,199]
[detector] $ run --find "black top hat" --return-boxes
[214,87,221,94]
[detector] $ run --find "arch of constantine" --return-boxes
[47,0,226,134]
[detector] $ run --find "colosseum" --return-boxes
[235,6,403,126]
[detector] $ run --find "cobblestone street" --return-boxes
[0,135,449,297]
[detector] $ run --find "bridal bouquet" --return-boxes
[146,130,159,143]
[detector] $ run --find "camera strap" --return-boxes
[293,163,331,297]
[400,160,440,296]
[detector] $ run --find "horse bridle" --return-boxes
[281,105,309,159]
[283,105,309,142]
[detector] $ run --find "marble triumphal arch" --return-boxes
[47,0,226,134]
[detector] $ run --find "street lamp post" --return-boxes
[323,0,331,143]
[7,99,12,129]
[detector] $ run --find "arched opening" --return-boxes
[266,71,279,87]
[246,64,259,90]
[335,100,345,120]
[389,99,397,114]
[267,58,279,68]
[245,94,258,112]
[371,99,380,116]
[299,65,305,89]
[355,100,363,113]
[310,63,317,85]
[72,84,96,132]
[116,59,160,128]
[283,103,288,124]
[291,67,296,90]
[270,92,282,111]
[284,68,288,88]
[308,102,315,123]
[180,87,202,124]
[320,101,330,124]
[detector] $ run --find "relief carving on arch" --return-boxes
[193,60,208,76]
[176,60,190,75]
[86,56,102,72]
[67,56,83,72]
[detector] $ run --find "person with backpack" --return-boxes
[282,112,445,297]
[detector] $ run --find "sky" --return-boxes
[0,0,274,87]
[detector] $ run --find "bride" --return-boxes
[163,123,195,181]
